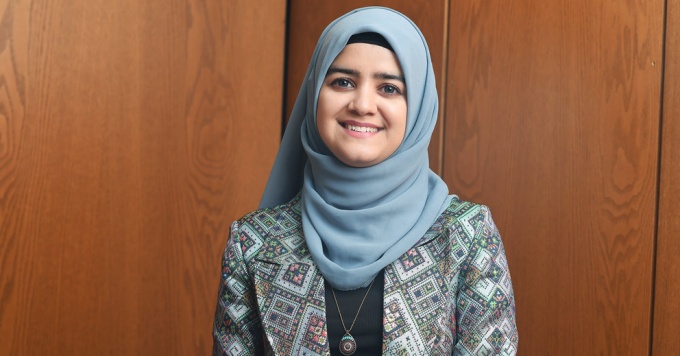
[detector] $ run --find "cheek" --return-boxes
[316,90,336,144]
[315,92,329,128]
[316,89,334,118]
[316,90,345,129]
[388,102,408,135]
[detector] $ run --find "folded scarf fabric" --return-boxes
[259,7,453,290]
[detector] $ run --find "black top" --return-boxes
[325,269,385,355]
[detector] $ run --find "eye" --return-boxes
[380,84,403,95]
[330,78,354,89]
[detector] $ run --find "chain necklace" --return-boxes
[330,279,376,355]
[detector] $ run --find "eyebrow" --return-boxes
[326,66,405,83]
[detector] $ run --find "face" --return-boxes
[316,43,407,168]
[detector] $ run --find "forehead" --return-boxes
[330,43,403,74]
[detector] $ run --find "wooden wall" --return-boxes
[2,0,677,354]
[445,0,663,354]
[287,0,673,354]
[0,1,284,355]
[652,0,680,354]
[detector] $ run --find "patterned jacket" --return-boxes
[213,193,518,355]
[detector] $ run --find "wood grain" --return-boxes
[652,0,680,353]
[444,0,663,354]
[0,0,284,354]
[286,0,449,174]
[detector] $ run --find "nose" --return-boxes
[348,86,377,116]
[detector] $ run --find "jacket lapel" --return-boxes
[252,232,331,355]
[382,220,455,354]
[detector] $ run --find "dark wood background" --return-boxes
[444,0,661,354]
[1,0,677,354]
[0,0,283,354]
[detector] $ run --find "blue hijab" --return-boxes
[260,7,452,290]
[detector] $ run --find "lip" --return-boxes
[339,120,383,138]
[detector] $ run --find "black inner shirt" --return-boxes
[324,269,385,355]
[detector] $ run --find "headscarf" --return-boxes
[259,7,453,290]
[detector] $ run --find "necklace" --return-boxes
[330,279,376,355]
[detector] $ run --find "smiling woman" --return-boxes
[317,40,408,168]
[212,6,518,355]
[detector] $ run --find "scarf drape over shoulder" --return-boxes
[259,7,453,290]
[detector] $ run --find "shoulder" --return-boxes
[436,197,492,235]
[229,193,303,260]
[236,192,302,230]
[425,197,503,258]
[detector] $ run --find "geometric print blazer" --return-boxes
[213,193,518,355]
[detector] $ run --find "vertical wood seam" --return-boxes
[281,0,292,136]
[651,0,675,354]
[437,0,450,177]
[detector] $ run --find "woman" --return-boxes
[213,7,518,355]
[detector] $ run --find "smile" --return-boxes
[343,123,380,133]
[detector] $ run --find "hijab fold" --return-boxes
[259,7,453,290]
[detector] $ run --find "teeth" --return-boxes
[346,124,379,133]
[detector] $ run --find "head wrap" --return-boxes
[259,6,453,290]
[346,32,393,51]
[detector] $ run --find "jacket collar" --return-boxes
[252,218,331,354]
[248,194,453,354]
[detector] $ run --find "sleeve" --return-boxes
[453,206,518,355]
[212,221,264,356]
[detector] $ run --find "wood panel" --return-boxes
[0,0,284,354]
[444,0,663,354]
[286,0,449,174]
[652,0,680,353]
